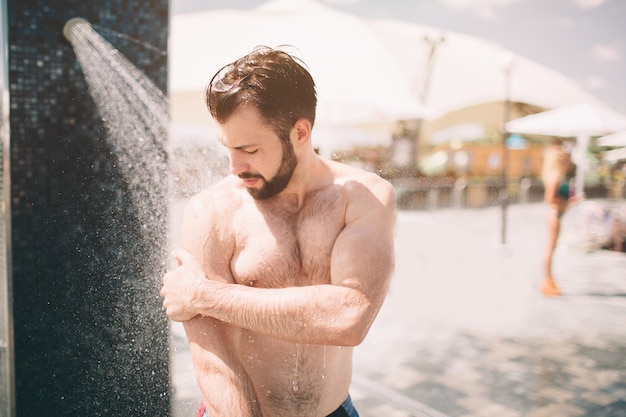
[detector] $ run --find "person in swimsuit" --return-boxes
[160,46,396,417]
[541,141,574,297]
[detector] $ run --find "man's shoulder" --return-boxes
[328,160,394,202]
[323,160,396,228]
[186,176,246,216]
[178,178,241,252]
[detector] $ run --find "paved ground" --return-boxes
[169,200,626,417]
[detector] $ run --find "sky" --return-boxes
[170,0,626,114]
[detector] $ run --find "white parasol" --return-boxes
[365,19,606,117]
[169,0,610,155]
[596,131,626,162]
[169,0,425,130]
[505,103,626,194]
[596,130,626,148]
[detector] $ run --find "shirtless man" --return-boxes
[160,47,396,417]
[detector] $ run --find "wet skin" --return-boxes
[162,106,396,416]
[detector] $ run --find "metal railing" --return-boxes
[393,177,621,210]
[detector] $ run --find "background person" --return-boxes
[541,140,575,297]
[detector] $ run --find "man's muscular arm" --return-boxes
[170,175,396,347]
[162,190,261,417]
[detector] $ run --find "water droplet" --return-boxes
[292,381,299,392]
[321,373,327,380]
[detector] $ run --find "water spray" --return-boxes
[63,17,90,43]
[61,14,170,239]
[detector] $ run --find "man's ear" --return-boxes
[291,118,312,147]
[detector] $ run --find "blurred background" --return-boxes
[168,0,626,210]
[165,3,626,417]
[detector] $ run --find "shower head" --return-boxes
[63,17,90,43]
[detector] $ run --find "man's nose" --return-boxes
[229,153,248,176]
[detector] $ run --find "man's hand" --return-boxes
[160,249,206,321]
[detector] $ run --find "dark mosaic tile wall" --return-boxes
[7,0,170,415]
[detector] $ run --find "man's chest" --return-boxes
[230,187,347,288]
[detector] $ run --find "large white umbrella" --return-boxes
[596,131,626,162]
[601,147,626,162]
[169,0,425,131]
[170,0,608,155]
[365,19,606,117]
[504,103,626,137]
[596,130,626,147]
[505,103,626,194]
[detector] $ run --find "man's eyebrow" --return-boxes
[216,137,257,151]
[234,144,258,152]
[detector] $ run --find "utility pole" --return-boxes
[501,55,515,245]
[414,34,445,173]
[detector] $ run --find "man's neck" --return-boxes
[279,154,331,209]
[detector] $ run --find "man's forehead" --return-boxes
[215,125,275,151]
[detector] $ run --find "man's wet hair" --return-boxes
[206,46,317,143]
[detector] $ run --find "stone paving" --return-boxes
[170,200,626,417]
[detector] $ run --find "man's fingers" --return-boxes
[171,249,203,274]
[172,249,194,266]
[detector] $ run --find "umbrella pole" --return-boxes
[501,133,509,245]
[573,134,590,198]
[500,62,514,245]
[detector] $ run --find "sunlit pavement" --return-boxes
[170,201,626,417]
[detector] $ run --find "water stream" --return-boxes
[62,18,228,413]
[63,17,169,244]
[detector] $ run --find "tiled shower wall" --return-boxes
[7,1,170,415]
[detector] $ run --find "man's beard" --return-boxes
[241,141,298,200]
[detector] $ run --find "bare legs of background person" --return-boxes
[607,217,624,252]
[542,210,562,297]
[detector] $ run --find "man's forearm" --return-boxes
[185,318,262,417]
[195,372,261,417]
[191,281,373,346]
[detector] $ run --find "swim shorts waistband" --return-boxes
[198,394,359,417]
[327,394,359,417]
